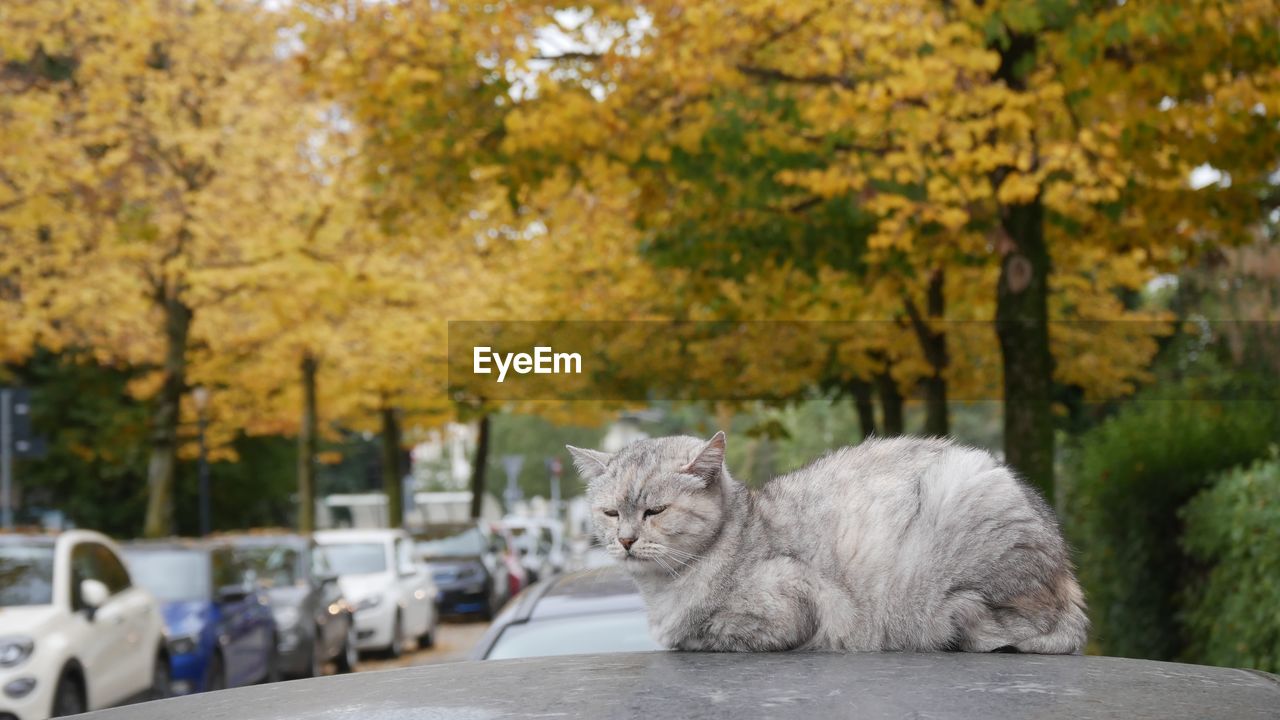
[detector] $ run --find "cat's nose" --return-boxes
[618,537,636,551]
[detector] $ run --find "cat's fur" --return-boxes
[568,432,1088,653]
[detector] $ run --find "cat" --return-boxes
[568,432,1088,653]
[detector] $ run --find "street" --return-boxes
[348,619,492,673]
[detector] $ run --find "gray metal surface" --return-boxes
[81,651,1280,719]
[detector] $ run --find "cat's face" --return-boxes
[569,433,728,577]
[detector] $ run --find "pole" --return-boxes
[198,409,210,536]
[548,457,562,521]
[502,455,523,514]
[1,389,12,530]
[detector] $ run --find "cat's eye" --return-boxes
[643,506,667,518]
[602,509,619,517]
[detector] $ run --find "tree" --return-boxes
[490,0,1276,495]
[1,0,328,536]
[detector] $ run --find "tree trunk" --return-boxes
[849,379,877,440]
[143,295,192,538]
[297,353,318,533]
[993,30,1055,498]
[469,413,491,519]
[996,199,1054,497]
[381,405,403,528]
[905,268,949,437]
[875,367,905,437]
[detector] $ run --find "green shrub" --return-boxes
[1180,454,1280,672]
[1062,393,1280,660]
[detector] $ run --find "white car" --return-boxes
[0,530,167,719]
[313,529,437,658]
[502,519,567,582]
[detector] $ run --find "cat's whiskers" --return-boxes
[661,547,704,561]
[650,554,678,578]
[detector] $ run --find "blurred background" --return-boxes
[1,0,1278,709]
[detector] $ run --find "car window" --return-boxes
[486,613,662,660]
[311,545,332,577]
[122,549,212,602]
[395,538,416,575]
[69,541,102,609]
[322,543,388,575]
[234,545,300,588]
[416,528,487,558]
[92,544,132,594]
[211,547,247,589]
[0,542,55,606]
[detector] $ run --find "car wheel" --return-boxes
[51,670,85,717]
[386,614,404,659]
[418,620,435,649]
[335,623,358,674]
[309,627,325,676]
[263,634,282,683]
[301,627,323,678]
[151,652,172,700]
[206,652,227,692]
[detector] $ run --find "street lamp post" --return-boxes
[193,386,211,537]
[547,457,562,521]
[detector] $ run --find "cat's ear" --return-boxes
[681,431,726,486]
[566,445,612,477]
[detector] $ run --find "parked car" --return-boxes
[501,518,567,581]
[471,566,660,660]
[313,529,437,658]
[120,542,277,695]
[76,652,1280,720]
[223,533,358,678]
[482,523,529,600]
[414,524,509,619]
[0,530,168,719]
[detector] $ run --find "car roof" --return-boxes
[524,566,646,621]
[0,532,56,546]
[76,652,1280,720]
[470,566,646,659]
[314,529,402,543]
[0,528,113,547]
[218,532,309,548]
[120,539,221,553]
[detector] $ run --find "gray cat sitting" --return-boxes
[568,432,1088,653]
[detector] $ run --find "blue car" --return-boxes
[122,542,278,695]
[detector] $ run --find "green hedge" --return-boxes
[1180,454,1280,672]
[1063,396,1280,660]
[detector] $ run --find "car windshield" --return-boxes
[416,529,486,558]
[322,542,387,575]
[123,549,211,602]
[0,544,55,606]
[233,545,300,588]
[506,526,553,555]
[486,612,662,660]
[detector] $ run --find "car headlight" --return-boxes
[0,637,34,668]
[274,606,301,630]
[167,635,199,655]
[355,595,382,612]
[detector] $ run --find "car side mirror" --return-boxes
[80,578,110,618]
[317,573,339,588]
